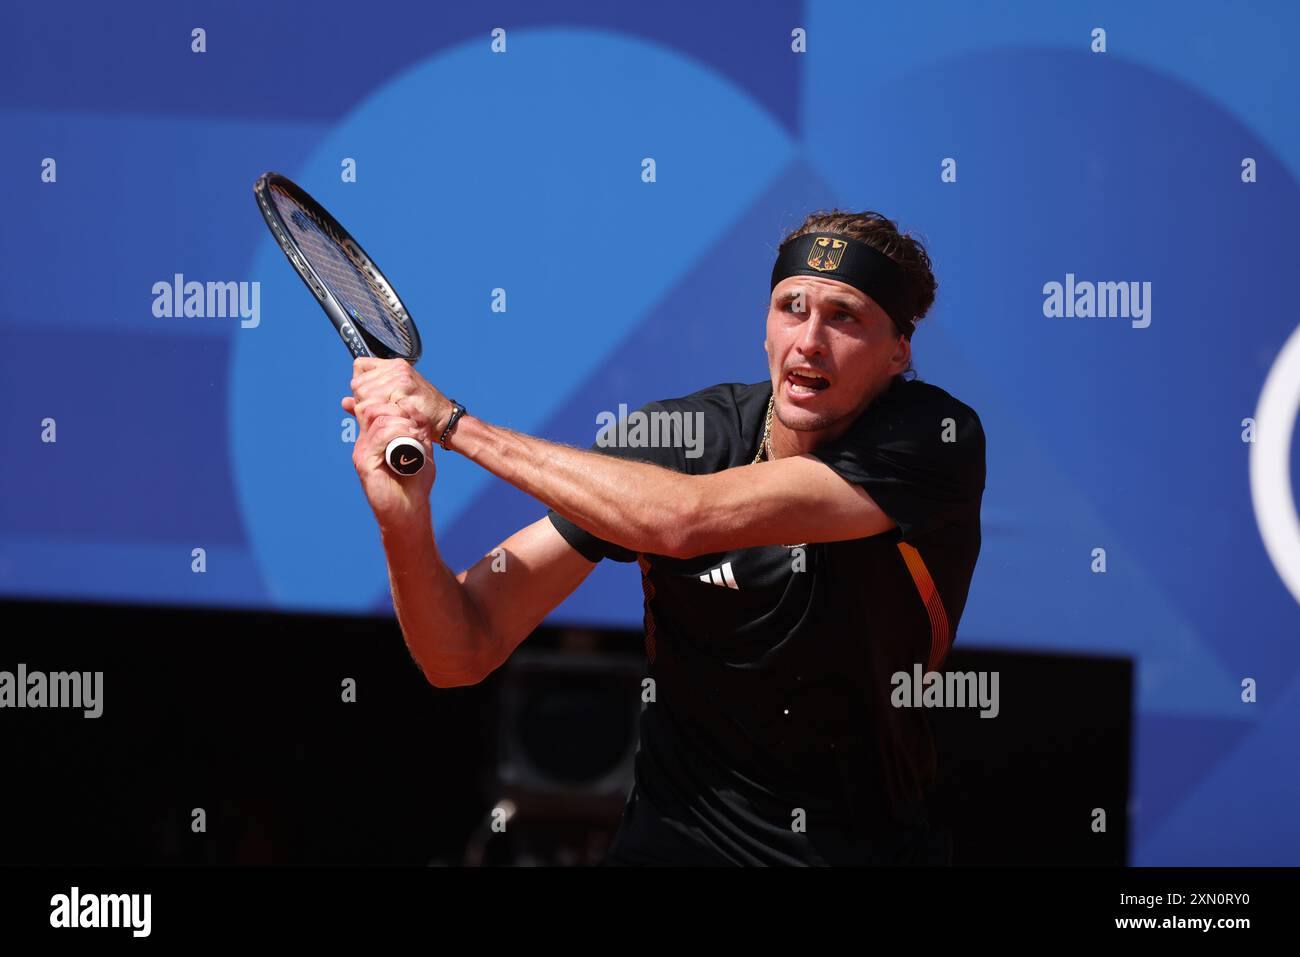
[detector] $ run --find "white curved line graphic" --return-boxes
[1250,322,1300,606]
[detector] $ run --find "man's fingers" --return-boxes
[367,418,426,464]
[350,358,426,396]
[350,357,416,392]
[354,413,421,466]
[350,361,396,395]
[341,396,357,415]
[368,414,419,443]
[350,366,396,395]
[352,357,390,374]
[355,402,408,432]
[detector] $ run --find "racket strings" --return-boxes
[270,185,414,355]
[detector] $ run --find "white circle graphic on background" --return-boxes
[1250,322,1300,605]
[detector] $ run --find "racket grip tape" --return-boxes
[383,436,426,476]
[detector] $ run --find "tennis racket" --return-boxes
[253,172,427,476]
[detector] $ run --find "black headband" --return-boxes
[770,233,915,339]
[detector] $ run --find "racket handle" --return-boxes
[383,436,426,476]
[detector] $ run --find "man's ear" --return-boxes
[890,335,911,375]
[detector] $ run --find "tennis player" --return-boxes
[343,211,986,866]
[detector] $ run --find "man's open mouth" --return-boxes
[786,369,831,394]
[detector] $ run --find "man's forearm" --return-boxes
[446,414,694,558]
[379,507,497,687]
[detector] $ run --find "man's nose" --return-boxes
[795,311,831,352]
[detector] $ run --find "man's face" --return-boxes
[764,275,911,435]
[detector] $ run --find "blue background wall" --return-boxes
[2,0,1298,865]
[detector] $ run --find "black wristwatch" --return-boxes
[439,401,468,450]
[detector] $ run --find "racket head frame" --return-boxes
[253,172,423,362]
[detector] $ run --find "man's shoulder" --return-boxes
[648,380,770,415]
[875,377,985,439]
[889,377,979,416]
[641,381,770,470]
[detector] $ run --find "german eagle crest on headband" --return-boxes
[806,237,847,272]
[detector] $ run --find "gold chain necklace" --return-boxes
[752,393,806,549]
[751,394,775,465]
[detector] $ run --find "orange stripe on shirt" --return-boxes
[896,541,951,671]
[637,553,658,664]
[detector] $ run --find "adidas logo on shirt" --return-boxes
[699,561,739,589]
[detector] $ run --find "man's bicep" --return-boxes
[684,456,898,555]
[809,401,987,540]
[780,456,902,541]
[459,516,598,668]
